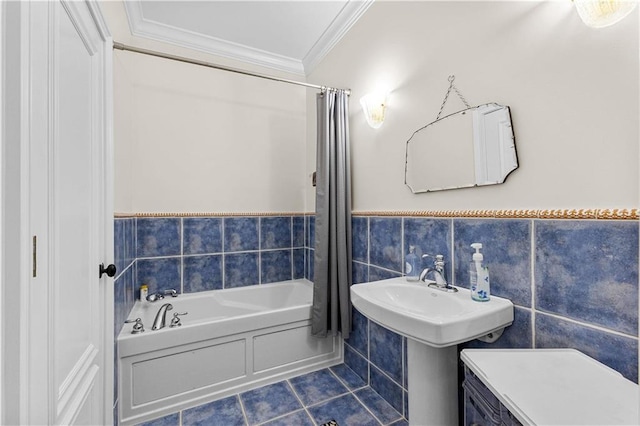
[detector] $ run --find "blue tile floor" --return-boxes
[137,364,408,426]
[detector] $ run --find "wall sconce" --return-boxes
[360,93,388,129]
[574,0,637,28]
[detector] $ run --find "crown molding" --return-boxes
[303,0,374,74]
[123,0,372,77]
[123,1,305,75]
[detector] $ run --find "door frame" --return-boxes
[0,1,114,424]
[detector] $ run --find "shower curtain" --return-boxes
[311,89,352,339]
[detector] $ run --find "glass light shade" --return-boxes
[360,93,388,129]
[574,0,637,28]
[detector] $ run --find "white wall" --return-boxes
[103,2,309,214]
[307,1,639,212]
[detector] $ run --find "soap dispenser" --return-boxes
[405,245,419,281]
[470,243,490,302]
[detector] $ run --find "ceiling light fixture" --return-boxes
[574,0,637,28]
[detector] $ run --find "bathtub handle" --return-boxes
[124,318,145,334]
[170,312,188,328]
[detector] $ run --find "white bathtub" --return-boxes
[118,279,341,426]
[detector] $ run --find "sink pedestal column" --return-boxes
[407,339,458,425]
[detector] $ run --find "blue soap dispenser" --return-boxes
[405,245,419,281]
[470,243,490,302]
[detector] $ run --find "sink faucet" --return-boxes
[152,303,173,330]
[419,254,457,292]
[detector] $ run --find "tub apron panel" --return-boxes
[117,280,341,426]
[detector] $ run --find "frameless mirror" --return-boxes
[405,103,518,193]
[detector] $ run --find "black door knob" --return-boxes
[99,263,117,278]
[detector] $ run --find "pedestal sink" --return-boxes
[351,277,514,425]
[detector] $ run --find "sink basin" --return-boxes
[351,277,514,348]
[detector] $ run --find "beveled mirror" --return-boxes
[405,102,518,193]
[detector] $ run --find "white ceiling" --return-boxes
[124,1,373,75]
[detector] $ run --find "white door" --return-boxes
[20,1,113,424]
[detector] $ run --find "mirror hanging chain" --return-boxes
[436,75,472,120]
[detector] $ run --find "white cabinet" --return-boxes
[461,349,639,426]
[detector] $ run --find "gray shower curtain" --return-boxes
[311,89,352,339]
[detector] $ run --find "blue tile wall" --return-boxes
[261,216,292,250]
[369,321,403,385]
[369,217,402,272]
[403,217,451,277]
[116,213,638,424]
[346,215,639,420]
[136,257,182,295]
[183,254,223,292]
[293,248,305,280]
[293,216,305,248]
[136,218,181,257]
[225,217,259,252]
[352,216,369,263]
[535,220,638,336]
[183,217,222,255]
[345,308,368,357]
[127,215,311,296]
[113,217,136,421]
[261,249,292,284]
[113,214,313,424]
[453,219,531,306]
[535,312,638,380]
[225,252,260,288]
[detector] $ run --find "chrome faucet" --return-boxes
[419,254,457,292]
[152,303,173,330]
[163,289,178,297]
[146,289,179,302]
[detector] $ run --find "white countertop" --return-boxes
[461,349,639,426]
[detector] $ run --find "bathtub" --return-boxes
[118,279,341,426]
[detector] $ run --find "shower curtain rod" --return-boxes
[113,42,351,95]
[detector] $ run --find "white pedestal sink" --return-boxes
[351,277,514,425]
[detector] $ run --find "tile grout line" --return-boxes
[327,365,369,393]
[531,219,536,348]
[222,218,226,289]
[290,216,294,280]
[450,218,455,286]
[285,378,320,426]
[236,393,250,426]
[180,217,184,294]
[369,362,405,395]
[113,260,134,282]
[349,390,386,426]
[254,409,309,426]
[332,361,403,425]
[401,217,405,278]
[258,217,262,285]
[536,310,639,340]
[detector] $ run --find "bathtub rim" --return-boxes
[118,279,316,356]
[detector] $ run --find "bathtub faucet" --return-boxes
[146,289,179,302]
[152,303,173,330]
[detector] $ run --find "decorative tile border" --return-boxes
[115,209,638,220]
[352,208,638,220]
